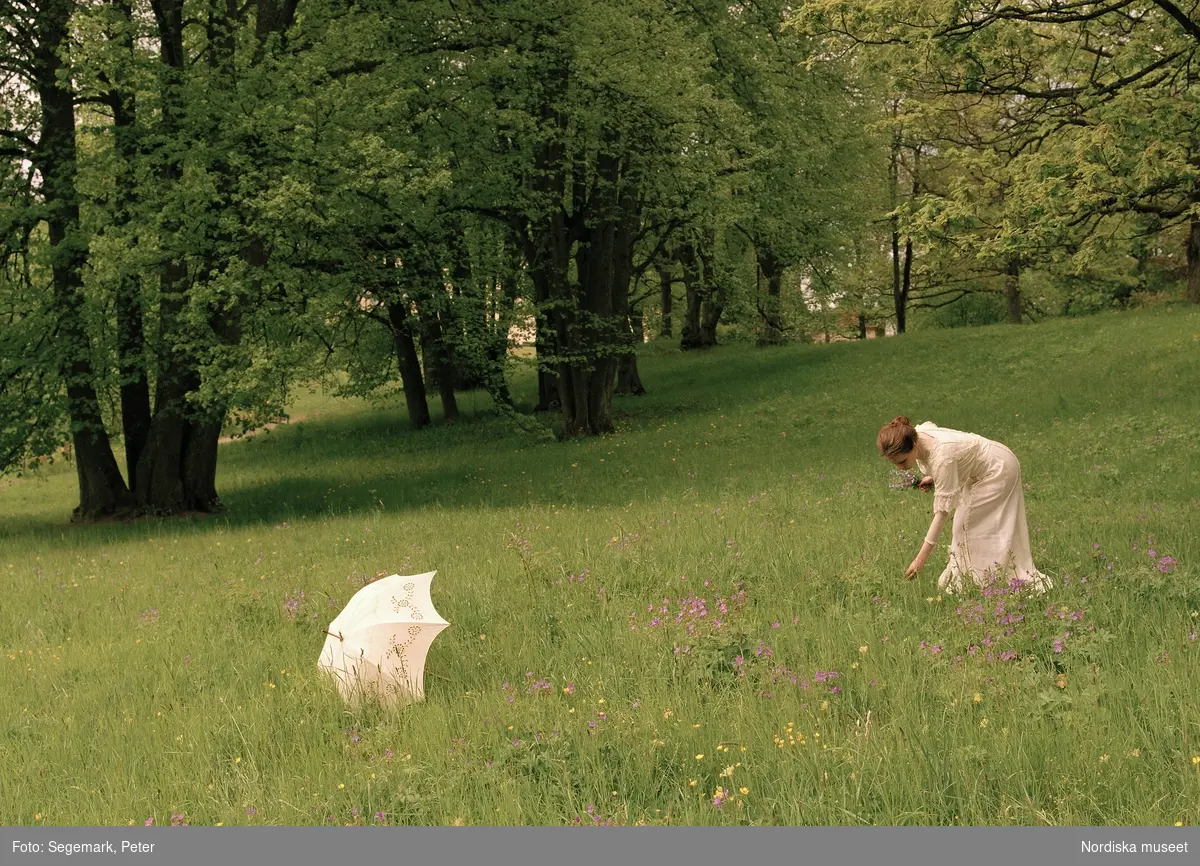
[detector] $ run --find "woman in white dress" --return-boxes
[877,416,1051,595]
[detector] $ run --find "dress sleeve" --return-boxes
[929,443,962,513]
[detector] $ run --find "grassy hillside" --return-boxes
[1,307,1198,826]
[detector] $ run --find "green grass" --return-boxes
[2,307,1199,827]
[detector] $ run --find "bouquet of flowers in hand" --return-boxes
[889,469,921,491]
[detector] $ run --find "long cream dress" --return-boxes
[915,422,1051,595]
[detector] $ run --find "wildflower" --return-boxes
[739,787,749,795]
[859,646,868,654]
[980,718,989,728]
[695,754,704,760]
[282,589,305,620]
[1192,756,1200,765]
[973,693,982,703]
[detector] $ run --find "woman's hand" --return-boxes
[918,476,934,492]
[905,546,931,580]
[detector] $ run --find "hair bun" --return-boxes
[891,415,911,427]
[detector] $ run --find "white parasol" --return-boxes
[317,571,449,707]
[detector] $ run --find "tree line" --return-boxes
[2,0,1196,520]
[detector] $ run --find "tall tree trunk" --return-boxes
[559,150,637,436]
[387,301,432,429]
[114,252,150,493]
[108,0,152,491]
[481,240,518,411]
[422,309,459,423]
[615,310,646,396]
[421,339,440,390]
[888,118,906,334]
[253,0,298,47]
[900,237,913,333]
[134,258,198,514]
[657,263,673,338]
[521,135,570,416]
[534,322,559,411]
[447,256,484,392]
[756,247,785,346]
[891,228,907,333]
[37,0,132,520]
[1187,210,1200,305]
[857,312,867,340]
[133,0,204,514]
[699,265,726,347]
[528,241,563,413]
[1005,260,1023,324]
[679,243,716,349]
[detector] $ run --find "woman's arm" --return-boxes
[905,510,949,580]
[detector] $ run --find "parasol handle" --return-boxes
[325,630,343,641]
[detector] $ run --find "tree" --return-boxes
[1,0,132,517]
[802,0,1200,305]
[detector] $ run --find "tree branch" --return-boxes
[1151,0,1200,44]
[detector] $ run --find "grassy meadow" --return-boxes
[1,307,1199,827]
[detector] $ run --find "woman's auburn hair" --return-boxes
[877,415,917,458]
